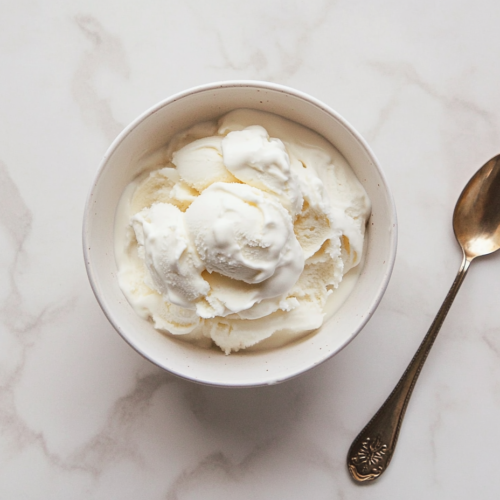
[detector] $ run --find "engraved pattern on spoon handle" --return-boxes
[347,253,471,482]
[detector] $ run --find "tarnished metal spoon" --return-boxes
[347,154,500,482]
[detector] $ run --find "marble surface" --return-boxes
[1,1,500,498]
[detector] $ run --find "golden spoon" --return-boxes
[347,154,500,482]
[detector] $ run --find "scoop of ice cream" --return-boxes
[185,182,304,291]
[130,167,198,213]
[221,126,303,216]
[131,202,209,308]
[172,136,238,191]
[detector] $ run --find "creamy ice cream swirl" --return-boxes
[185,182,303,285]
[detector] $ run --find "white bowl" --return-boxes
[83,81,397,387]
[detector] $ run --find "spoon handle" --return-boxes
[347,253,471,482]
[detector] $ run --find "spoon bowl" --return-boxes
[454,155,500,259]
[347,153,500,482]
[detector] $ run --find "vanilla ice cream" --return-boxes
[115,109,371,354]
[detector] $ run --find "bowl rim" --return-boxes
[82,80,398,387]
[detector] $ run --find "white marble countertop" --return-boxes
[2,1,500,498]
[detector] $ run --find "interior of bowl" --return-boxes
[83,81,397,387]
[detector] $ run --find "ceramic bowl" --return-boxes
[83,81,397,387]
